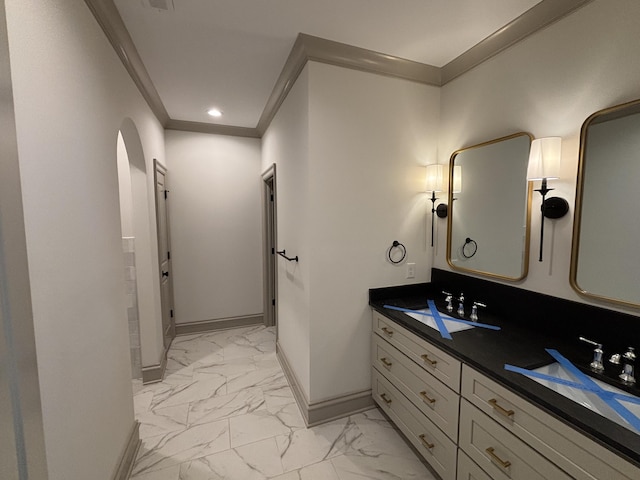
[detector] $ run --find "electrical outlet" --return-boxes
[406,263,416,279]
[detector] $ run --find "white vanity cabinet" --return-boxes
[372,309,640,480]
[372,310,460,480]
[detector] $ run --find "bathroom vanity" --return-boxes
[370,271,640,480]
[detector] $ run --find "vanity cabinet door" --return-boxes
[462,365,640,480]
[457,450,493,480]
[459,399,572,480]
[372,333,460,441]
[373,311,461,392]
[373,369,457,480]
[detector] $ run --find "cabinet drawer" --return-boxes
[372,333,460,441]
[373,369,457,480]
[457,450,492,480]
[373,310,461,392]
[459,399,572,480]
[462,365,640,480]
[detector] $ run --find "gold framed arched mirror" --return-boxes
[571,98,640,308]
[446,132,533,281]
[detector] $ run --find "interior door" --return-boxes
[262,165,277,330]
[154,160,175,348]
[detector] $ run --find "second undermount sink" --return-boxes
[405,308,474,334]
[531,362,640,434]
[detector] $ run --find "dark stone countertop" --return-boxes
[370,285,640,468]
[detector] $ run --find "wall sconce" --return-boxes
[527,137,569,262]
[426,165,462,246]
[435,165,462,219]
[426,164,445,247]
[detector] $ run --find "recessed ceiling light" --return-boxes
[207,108,223,118]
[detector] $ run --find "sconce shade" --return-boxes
[452,165,462,193]
[426,164,445,192]
[527,137,562,180]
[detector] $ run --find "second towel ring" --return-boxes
[388,240,407,264]
[462,238,477,258]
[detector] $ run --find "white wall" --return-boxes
[263,62,440,403]
[5,0,166,478]
[165,130,263,324]
[262,66,312,395]
[307,62,440,401]
[437,0,640,316]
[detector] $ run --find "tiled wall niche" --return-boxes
[123,237,142,379]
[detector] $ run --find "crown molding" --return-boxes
[441,0,594,84]
[87,0,593,139]
[84,0,169,125]
[166,119,260,139]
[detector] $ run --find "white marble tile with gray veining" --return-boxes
[138,404,190,439]
[226,364,286,394]
[192,355,256,383]
[262,384,296,410]
[188,386,266,426]
[270,459,341,480]
[132,419,230,476]
[276,416,366,472]
[131,464,180,480]
[330,448,436,480]
[229,405,305,448]
[179,437,284,480]
[149,375,227,410]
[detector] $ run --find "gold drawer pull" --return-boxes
[419,390,436,404]
[420,354,438,366]
[380,393,392,405]
[488,398,515,418]
[381,327,394,336]
[418,434,435,450]
[486,447,511,469]
[380,357,393,368]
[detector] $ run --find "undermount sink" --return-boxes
[531,362,640,434]
[405,308,474,334]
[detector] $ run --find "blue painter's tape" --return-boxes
[546,349,640,433]
[428,299,452,340]
[382,304,500,331]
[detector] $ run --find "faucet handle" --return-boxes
[620,347,636,385]
[470,302,486,322]
[579,336,604,372]
[457,292,465,317]
[442,291,453,312]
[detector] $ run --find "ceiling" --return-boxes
[111,0,548,132]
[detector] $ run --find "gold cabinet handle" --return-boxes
[488,398,515,418]
[380,393,392,405]
[380,357,393,368]
[486,447,511,469]
[419,390,436,405]
[420,354,438,366]
[381,327,394,336]
[418,434,435,450]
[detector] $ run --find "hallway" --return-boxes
[130,325,436,479]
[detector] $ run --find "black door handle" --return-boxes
[162,271,169,277]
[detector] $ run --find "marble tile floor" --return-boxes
[131,325,437,480]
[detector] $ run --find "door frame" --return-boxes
[261,164,277,330]
[153,159,176,345]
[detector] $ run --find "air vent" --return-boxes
[146,0,174,11]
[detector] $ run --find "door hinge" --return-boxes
[167,251,171,260]
[271,299,276,306]
[271,247,275,254]
[170,309,174,318]
[164,190,168,199]
[270,193,274,202]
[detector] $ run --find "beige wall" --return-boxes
[262,65,312,395]
[5,0,166,478]
[165,130,263,324]
[262,61,440,402]
[436,0,640,317]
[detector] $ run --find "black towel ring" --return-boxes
[388,240,407,264]
[462,237,477,258]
